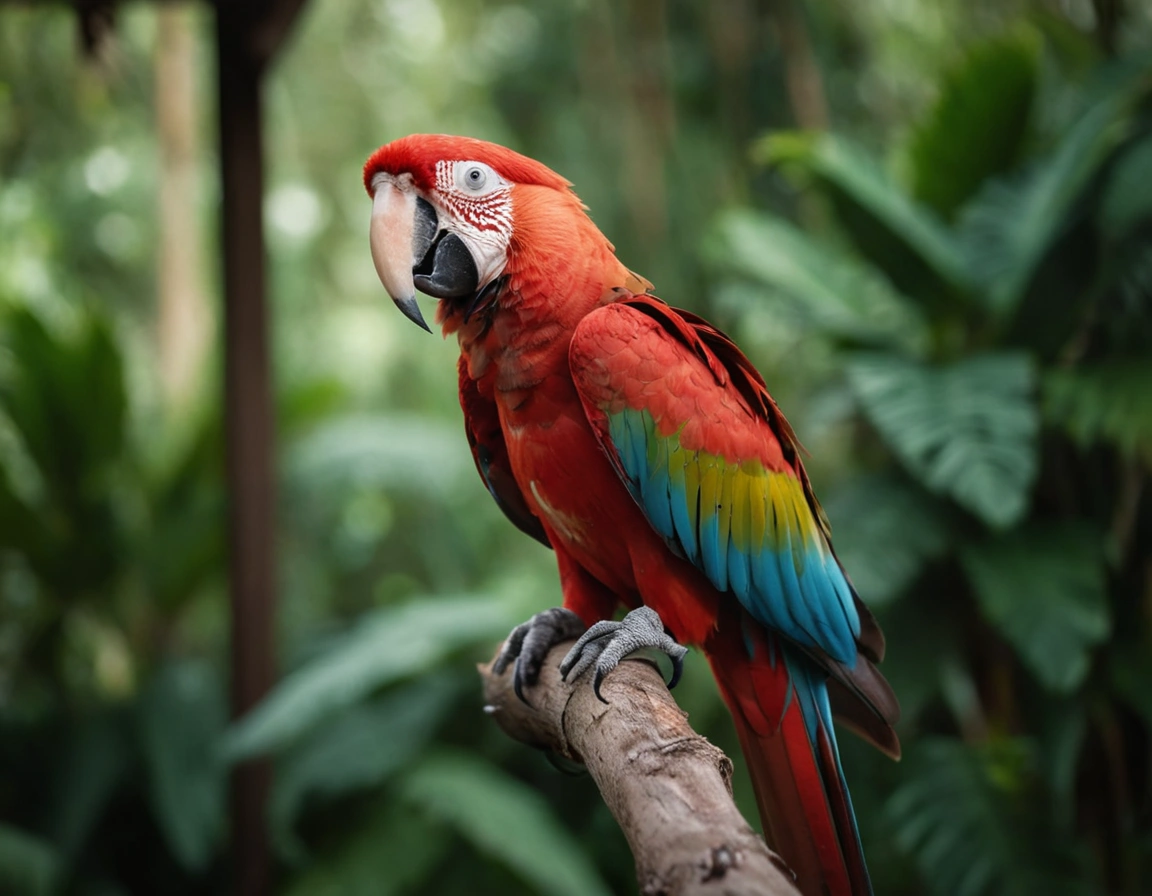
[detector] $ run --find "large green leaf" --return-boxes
[1043,360,1152,462]
[0,306,129,596]
[958,69,1148,316]
[823,473,953,606]
[0,461,44,560]
[137,661,226,871]
[706,209,928,353]
[284,413,472,502]
[903,30,1039,219]
[846,353,1038,528]
[1098,132,1152,241]
[1037,699,1087,828]
[0,824,60,896]
[223,594,523,758]
[888,738,1020,896]
[283,799,449,896]
[1110,641,1152,727]
[271,673,460,859]
[888,738,1091,896]
[0,306,126,503]
[758,132,969,295]
[961,524,1109,693]
[403,751,613,896]
[44,710,129,860]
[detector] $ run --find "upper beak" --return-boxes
[369,181,436,332]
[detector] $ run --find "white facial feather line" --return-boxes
[431,159,514,291]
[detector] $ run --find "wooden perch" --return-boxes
[480,643,801,896]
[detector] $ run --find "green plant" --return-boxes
[709,28,1152,895]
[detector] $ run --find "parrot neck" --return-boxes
[505,184,635,326]
[450,184,647,409]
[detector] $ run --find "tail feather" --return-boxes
[708,624,874,896]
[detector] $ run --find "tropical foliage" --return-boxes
[709,24,1152,895]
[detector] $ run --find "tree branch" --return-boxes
[480,643,800,896]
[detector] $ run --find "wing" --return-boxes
[569,294,883,669]
[458,356,551,548]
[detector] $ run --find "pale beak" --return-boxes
[369,181,434,332]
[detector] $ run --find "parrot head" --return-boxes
[362,134,578,333]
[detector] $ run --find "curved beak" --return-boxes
[369,181,435,332]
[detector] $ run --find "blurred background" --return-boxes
[1,0,1151,893]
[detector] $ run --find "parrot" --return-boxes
[363,134,900,896]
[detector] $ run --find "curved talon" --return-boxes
[667,650,685,690]
[512,656,532,705]
[493,621,530,676]
[592,667,609,704]
[492,607,586,705]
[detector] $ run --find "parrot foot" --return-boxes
[492,607,586,704]
[559,606,688,704]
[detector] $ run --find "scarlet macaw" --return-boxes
[364,134,899,896]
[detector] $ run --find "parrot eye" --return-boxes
[455,161,497,194]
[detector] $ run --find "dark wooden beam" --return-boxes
[213,1,306,893]
[216,6,274,893]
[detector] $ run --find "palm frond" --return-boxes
[707,209,929,353]
[961,523,1109,693]
[846,353,1038,529]
[403,751,614,896]
[757,132,970,296]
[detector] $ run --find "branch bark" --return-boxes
[480,643,800,896]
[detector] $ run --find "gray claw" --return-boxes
[492,608,586,705]
[559,606,689,703]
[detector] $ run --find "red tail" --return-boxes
[707,623,872,896]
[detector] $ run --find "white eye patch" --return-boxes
[454,161,503,195]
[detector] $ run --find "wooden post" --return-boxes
[213,4,308,889]
[216,6,275,893]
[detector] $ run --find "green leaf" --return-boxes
[823,473,953,606]
[0,824,60,896]
[903,30,1039,219]
[961,524,1109,693]
[137,661,227,871]
[707,209,928,353]
[402,751,613,896]
[0,306,126,500]
[958,73,1147,316]
[846,353,1039,528]
[283,799,449,896]
[0,461,44,559]
[888,739,1020,896]
[1110,640,1152,726]
[45,710,129,860]
[1037,700,1087,828]
[758,132,969,295]
[224,594,521,758]
[1098,133,1152,241]
[271,673,460,860]
[285,413,473,502]
[1043,360,1152,462]
[873,593,965,725]
[888,738,1090,896]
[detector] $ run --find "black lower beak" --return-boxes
[414,231,480,300]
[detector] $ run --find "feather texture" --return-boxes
[578,302,863,667]
[571,293,900,896]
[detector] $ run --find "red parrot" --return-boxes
[363,134,899,896]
